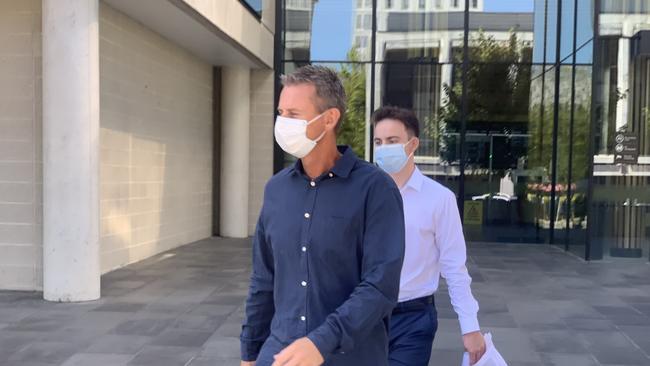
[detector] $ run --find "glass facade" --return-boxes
[240,0,263,17]
[276,0,650,260]
[590,0,650,260]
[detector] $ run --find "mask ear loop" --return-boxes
[306,112,326,125]
[404,138,416,159]
[307,111,328,143]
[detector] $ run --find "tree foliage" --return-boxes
[336,49,367,158]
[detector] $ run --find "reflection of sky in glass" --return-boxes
[242,0,263,12]
[308,0,593,64]
[311,0,354,61]
[532,0,594,64]
[484,0,534,12]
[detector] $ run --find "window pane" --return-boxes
[375,0,462,64]
[469,0,535,63]
[241,0,263,17]
[554,65,592,257]
[460,61,551,243]
[591,3,650,259]
[283,0,371,61]
[601,0,650,14]
[556,0,593,64]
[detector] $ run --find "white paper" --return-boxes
[499,173,515,197]
[461,333,508,366]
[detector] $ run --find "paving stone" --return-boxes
[0,238,649,366]
[150,329,213,347]
[92,302,146,313]
[126,345,199,366]
[8,342,80,364]
[84,334,151,355]
[539,353,599,366]
[110,318,173,337]
[60,353,134,366]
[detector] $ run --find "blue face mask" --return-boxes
[374,140,414,174]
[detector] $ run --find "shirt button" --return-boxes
[301,246,307,252]
[300,316,306,321]
[304,213,310,219]
[328,172,334,178]
[310,181,316,187]
[301,281,307,287]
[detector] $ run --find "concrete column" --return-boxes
[616,24,632,131]
[42,0,100,301]
[220,66,250,238]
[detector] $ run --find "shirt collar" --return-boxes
[402,166,424,192]
[291,145,357,179]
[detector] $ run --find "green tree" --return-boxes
[436,30,532,163]
[336,49,367,157]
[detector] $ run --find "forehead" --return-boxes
[278,83,318,108]
[374,118,409,137]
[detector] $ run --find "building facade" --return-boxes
[277,0,650,261]
[2,0,649,298]
[0,0,276,298]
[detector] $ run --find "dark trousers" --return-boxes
[388,295,438,366]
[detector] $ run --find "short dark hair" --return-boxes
[281,65,347,130]
[371,106,420,138]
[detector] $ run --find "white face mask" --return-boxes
[274,113,326,159]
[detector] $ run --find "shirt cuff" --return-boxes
[307,324,340,359]
[459,315,480,335]
[240,339,263,362]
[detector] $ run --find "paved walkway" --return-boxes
[0,238,649,366]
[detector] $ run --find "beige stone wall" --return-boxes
[0,0,43,290]
[99,3,213,273]
[248,69,275,235]
[0,0,274,290]
[181,0,274,67]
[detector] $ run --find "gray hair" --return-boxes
[281,65,347,130]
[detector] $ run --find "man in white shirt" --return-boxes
[372,106,486,365]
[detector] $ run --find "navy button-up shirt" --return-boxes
[240,146,405,365]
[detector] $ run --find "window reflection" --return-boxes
[277,1,643,257]
[590,2,650,259]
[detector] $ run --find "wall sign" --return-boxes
[614,132,639,164]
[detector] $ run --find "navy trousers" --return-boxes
[388,295,438,366]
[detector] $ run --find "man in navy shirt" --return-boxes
[240,65,405,366]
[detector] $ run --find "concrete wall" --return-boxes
[0,0,274,290]
[0,0,43,290]
[99,3,213,273]
[248,70,275,235]
[181,0,274,67]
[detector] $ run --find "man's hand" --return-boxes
[463,331,486,365]
[240,361,255,366]
[272,337,324,366]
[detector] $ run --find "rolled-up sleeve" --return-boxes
[307,179,405,358]
[240,205,275,361]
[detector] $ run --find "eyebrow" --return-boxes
[278,108,300,114]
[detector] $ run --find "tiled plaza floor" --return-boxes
[0,238,649,365]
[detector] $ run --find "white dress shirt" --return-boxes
[398,167,480,335]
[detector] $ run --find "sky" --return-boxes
[307,0,591,63]
[484,0,534,12]
[310,0,354,61]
